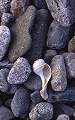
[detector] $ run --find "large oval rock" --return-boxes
[0,25,11,60]
[29,102,53,120]
[47,20,69,50]
[7,57,31,84]
[8,5,36,62]
[51,55,67,91]
[46,0,74,26]
[11,88,30,117]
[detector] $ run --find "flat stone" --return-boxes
[11,88,30,117]
[51,55,67,91]
[46,0,74,26]
[24,72,42,91]
[0,106,14,120]
[11,0,31,16]
[8,6,36,62]
[32,0,47,9]
[68,36,75,52]
[29,102,53,120]
[7,57,31,84]
[47,20,69,50]
[63,52,75,79]
[27,9,50,63]
[0,68,9,92]
[0,25,11,61]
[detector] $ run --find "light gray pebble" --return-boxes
[0,25,11,61]
[7,57,31,84]
[56,114,70,120]
[51,55,67,91]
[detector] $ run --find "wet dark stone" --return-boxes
[11,88,30,117]
[27,9,51,63]
[29,102,53,120]
[47,20,69,50]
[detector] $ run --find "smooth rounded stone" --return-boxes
[47,20,69,50]
[0,106,14,120]
[11,0,31,16]
[5,99,12,108]
[0,25,11,61]
[7,57,31,84]
[31,91,43,104]
[11,88,30,117]
[68,36,75,52]
[0,68,9,92]
[63,52,75,78]
[29,102,53,120]
[56,114,70,120]
[0,0,10,17]
[47,88,75,103]
[1,13,14,27]
[8,6,36,62]
[44,49,57,64]
[24,72,42,91]
[0,60,13,69]
[27,9,50,63]
[32,0,47,9]
[45,0,74,26]
[51,55,67,91]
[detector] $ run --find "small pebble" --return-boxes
[0,0,10,17]
[47,20,69,50]
[27,9,50,63]
[0,25,11,61]
[0,68,9,92]
[51,55,67,91]
[56,114,70,120]
[1,12,14,27]
[24,72,42,91]
[32,0,47,9]
[29,102,53,120]
[11,88,30,117]
[11,0,31,16]
[0,106,14,120]
[46,0,74,26]
[7,57,31,84]
[68,36,75,52]
[63,52,75,79]
[8,5,36,62]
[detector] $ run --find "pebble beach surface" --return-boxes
[0,0,75,120]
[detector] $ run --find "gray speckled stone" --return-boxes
[63,52,75,79]
[8,6,36,62]
[0,106,14,120]
[7,57,31,84]
[47,20,69,50]
[0,68,9,92]
[46,0,74,26]
[68,36,75,52]
[56,114,70,120]
[11,88,30,117]
[51,55,67,91]
[0,25,11,60]
[29,102,53,120]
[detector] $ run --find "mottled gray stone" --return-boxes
[0,25,11,60]
[0,68,9,92]
[7,57,31,84]
[24,72,42,91]
[29,102,53,120]
[0,106,14,120]
[0,60,13,69]
[8,6,36,62]
[63,52,75,79]
[56,114,70,120]
[11,88,30,117]
[51,55,67,91]
[47,20,69,50]
[46,0,74,26]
